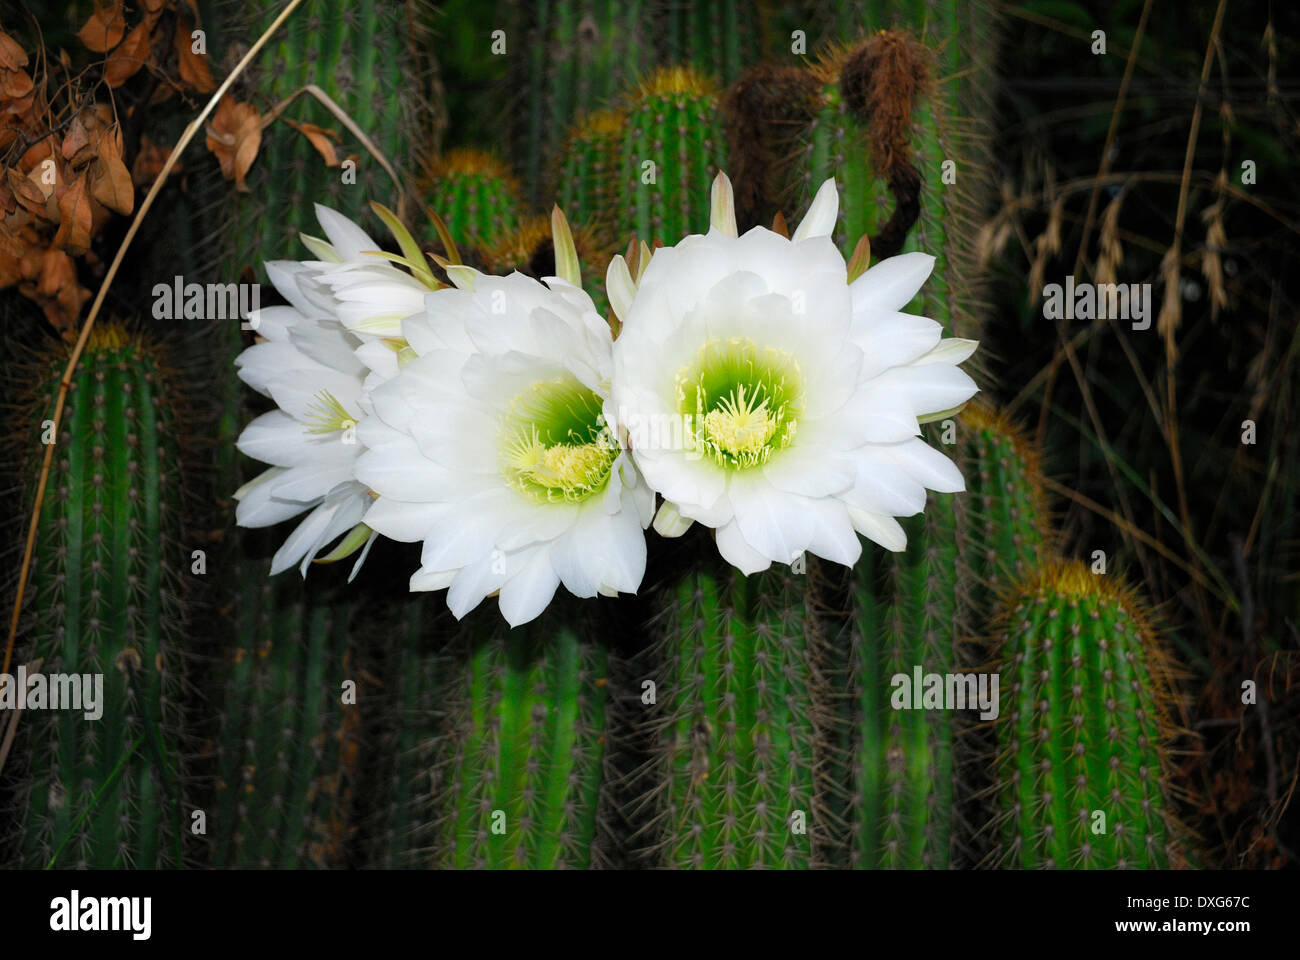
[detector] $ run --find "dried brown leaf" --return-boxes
[103,20,152,88]
[61,115,91,163]
[78,2,127,53]
[131,136,175,187]
[174,15,215,93]
[0,30,28,70]
[205,96,262,191]
[52,176,93,254]
[34,248,88,334]
[90,131,133,215]
[285,118,340,167]
[7,167,47,216]
[0,64,34,100]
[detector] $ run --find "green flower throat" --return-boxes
[676,337,802,469]
[500,377,618,503]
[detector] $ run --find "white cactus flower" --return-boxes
[607,173,979,574]
[232,205,430,579]
[355,211,654,626]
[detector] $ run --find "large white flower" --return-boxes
[607,173,979,573]
[355,214,654,626]
[233,204,431,578]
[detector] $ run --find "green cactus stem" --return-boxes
[618,67,729,246]
[6,327,187,868]
[991,562,1183,869]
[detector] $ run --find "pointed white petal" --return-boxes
[886,438,966,493]
[847,508,907,552]
[709,172,738,238]
[912,337,979,366]
[716,519,773,574]
[792,178,839,242]
[606,254,637,322]
[314,204,380,262]
[849,252,935,314]
[498,550,561,626]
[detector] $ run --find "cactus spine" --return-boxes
[991,563,1181,868]
[6,328,187,868]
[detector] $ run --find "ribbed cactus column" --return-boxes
[619,67,729,246]
[356,595,441,869]
[795,54,886,255]
[429,607,608,869]
[638,563,820,869]
[850,411,1045,869]
[653,0,771,86]
[992,563,1180,868]
[501,0,654,207]
[208,575,356,868]
[203,0,424,868]
[766,21,996,343]
[557,109,626,250]
[851,496,967,868]
[222,0,432,274]
[7,328,187,868]
[424,150,522,262]
[961,403,1050,603]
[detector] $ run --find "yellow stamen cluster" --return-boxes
[503,425,615,502]
[703,384,780,456]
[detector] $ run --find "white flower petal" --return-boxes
[728,470,814,566]
[872,363,979,421]
[234,473,311,528]
[805,497,862,566]
[716,518,773,574]
[847,508,907,552]
[410,565,457,592]
[912,337,980,367]
[313,204,380,262]
[792,177,839,242]
[606,254,637,321]
[849,252,935,315]
[237,410,307,467]
[885,437,966,493]
[364,496,448,542]
[498,549,561,627]
[652,500,694,538]
[446,553,506,618]
[762,443,855,498]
